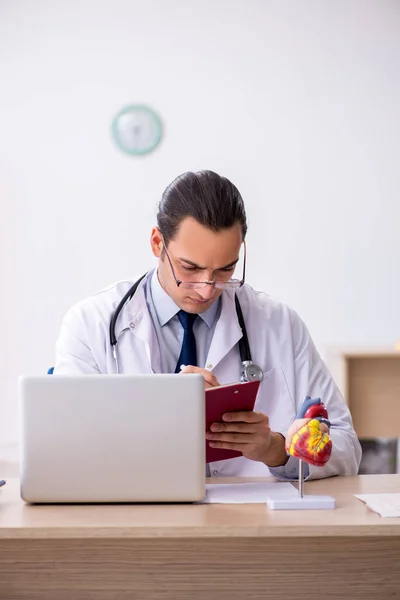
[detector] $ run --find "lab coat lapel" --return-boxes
[121,276,161,374]
[130,309,162,374]
[205,290,242,371]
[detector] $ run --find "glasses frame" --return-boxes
[161,237,246,290]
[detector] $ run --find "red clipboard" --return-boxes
[205,379,261,463]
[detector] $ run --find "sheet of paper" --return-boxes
[355,494,400,518]
[200,481,298,504]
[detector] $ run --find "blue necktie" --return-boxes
[175,310,198,372]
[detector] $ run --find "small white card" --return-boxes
[355,494,400,518]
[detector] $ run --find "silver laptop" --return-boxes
[19,374,205,503]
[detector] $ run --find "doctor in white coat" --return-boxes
[54,170,361,480]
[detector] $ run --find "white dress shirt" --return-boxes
[147,269,221,373]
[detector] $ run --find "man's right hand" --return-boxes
[179,365,220,389]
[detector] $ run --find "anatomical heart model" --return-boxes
[287,396,332,467]
[267,397,335,509]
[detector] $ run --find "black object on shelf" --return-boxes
[358,438,398,474]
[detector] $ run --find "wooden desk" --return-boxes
[1,475,400,599]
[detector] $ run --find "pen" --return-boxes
[0,480,6,487]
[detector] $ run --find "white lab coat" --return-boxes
[55,273,362,480]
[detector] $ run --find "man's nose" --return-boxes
[196,284,215,300]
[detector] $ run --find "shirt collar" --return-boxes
[150,269,220,329]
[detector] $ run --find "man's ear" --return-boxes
[150,227,163,258]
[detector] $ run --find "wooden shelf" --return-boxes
[325,348,400,438]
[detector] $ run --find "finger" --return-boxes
[285,418,312,450]
[285,418,310,440]
[208,440,252,451]
[210,422,257,434]
[205,382,215,389]
[180,366,220,388]
[180,365,219,385]
[320,423,330,434]
[206,432,259,443]
[222,411,268,424]
[202,372,219,387]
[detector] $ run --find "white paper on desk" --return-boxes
[355,494,400,518]
[200,482,298,504]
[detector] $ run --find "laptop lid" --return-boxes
[19,374,205,503]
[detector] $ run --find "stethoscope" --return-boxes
[109,273,264,383]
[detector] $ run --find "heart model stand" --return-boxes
[267,396,336,510]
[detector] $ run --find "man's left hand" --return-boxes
[205,411,288,467]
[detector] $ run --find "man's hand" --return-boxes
[205,410,288,467]
[179,365,220,389]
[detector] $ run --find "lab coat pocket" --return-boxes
[255,366,295,436]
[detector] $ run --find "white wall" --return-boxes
[1,0,400,450]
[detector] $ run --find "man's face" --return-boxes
[150,217,243,313]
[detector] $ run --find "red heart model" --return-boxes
[303,402,329,420]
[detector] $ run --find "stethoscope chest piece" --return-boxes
[241,361,264,383]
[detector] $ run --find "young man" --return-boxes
[54,170,361,479]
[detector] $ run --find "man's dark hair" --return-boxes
[156,170,247,245]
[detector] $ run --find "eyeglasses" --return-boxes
[161,237,246,290]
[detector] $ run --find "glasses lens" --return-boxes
[179,280,242,290]
[215,280,242,289]
[179,282,207,289]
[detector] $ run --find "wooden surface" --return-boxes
[1,475,400,599]
[1,475,400,538]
